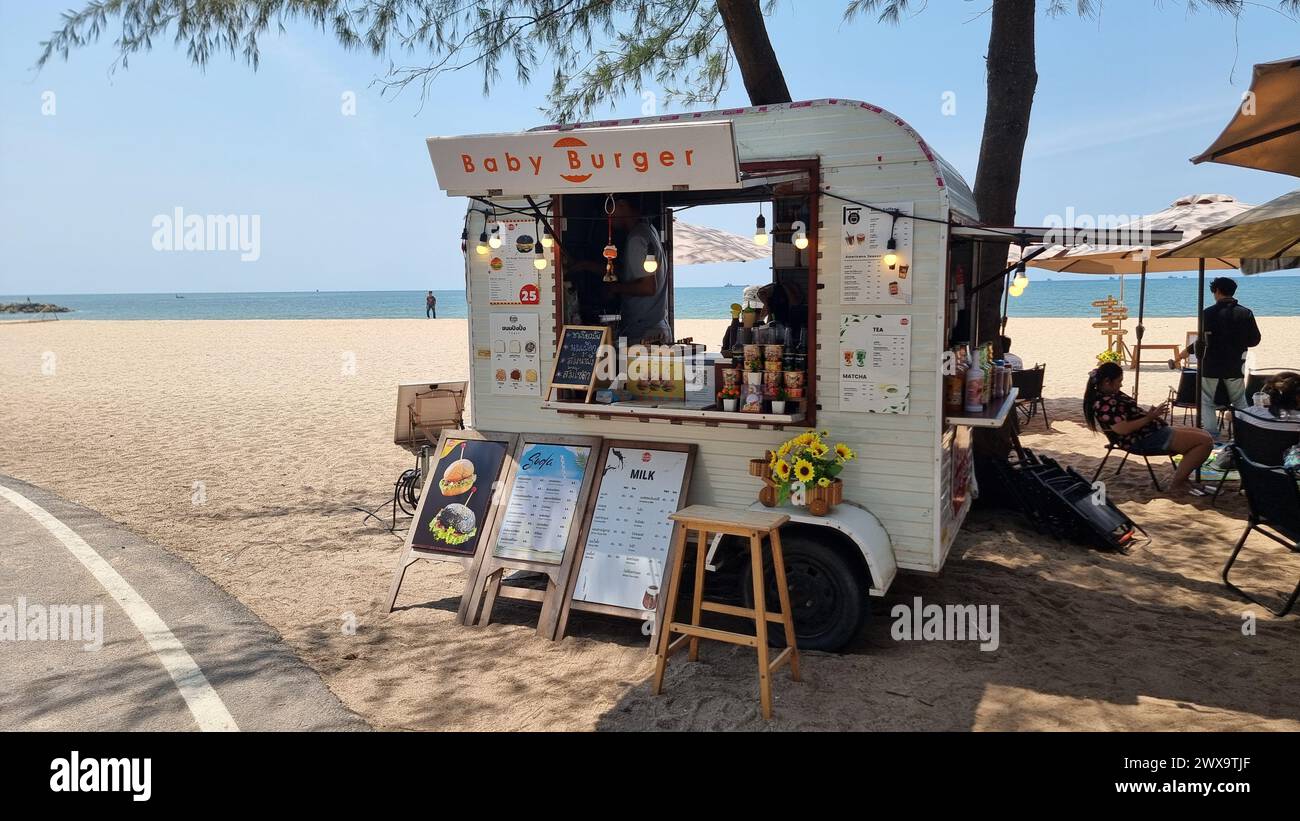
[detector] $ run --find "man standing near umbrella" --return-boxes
[1176,277,1261,440]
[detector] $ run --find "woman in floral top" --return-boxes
[1084,362,1213,495]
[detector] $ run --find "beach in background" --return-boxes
[5,276,1300,321]
[2,315,1298,730]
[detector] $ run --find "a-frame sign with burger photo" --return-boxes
[386,429,518,624]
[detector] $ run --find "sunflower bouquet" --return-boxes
[763,429,855,509]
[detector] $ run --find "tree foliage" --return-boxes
[37,1,779,122]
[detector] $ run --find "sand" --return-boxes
[2,315,1298,731]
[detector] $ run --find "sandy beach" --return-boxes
[2,315,1298,731]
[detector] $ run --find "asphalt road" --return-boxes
[0,475,367,731]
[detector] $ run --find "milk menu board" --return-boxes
[573,447,691,612]
[840,201,914,305]
[411,437,509,556]
[492,443,593,564]
[550,325,608,393]
[839,313,911,414]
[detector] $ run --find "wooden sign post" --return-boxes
[547,325,610,403]
[464,434,603,638]
[385,429,518,624]
[1091,296,1131,363]
[556,440,697,643]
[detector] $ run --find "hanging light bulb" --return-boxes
[791,220,809,250]
[1009,282,1026,298]
[1012,263,1029,290]
[754,208,768,246]
[533,251,547,271]
[883,237,899,270]
[643,252,659,273]
[487,225,502,249]
[475,230,489,256]
[540,224,554,248]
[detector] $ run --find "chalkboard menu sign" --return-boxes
[548,325,609,402]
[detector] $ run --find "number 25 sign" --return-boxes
[519,284,540,305]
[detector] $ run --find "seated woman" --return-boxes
[1083,361,1214,495]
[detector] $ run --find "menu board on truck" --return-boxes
[490,312,541,396]
[487,216,543,306]
[839,201,914,306]
[839,313,912,414]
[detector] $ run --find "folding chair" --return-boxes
[1210,409,1300,505]
[1090,430,1177,492]
[1012,364,1048,429]
[1221,450,1300,617]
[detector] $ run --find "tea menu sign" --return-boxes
[490,312,540,396]
[839,201,914,306]
[571,446,692,613]
[839,314,911,414]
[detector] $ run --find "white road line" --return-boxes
[0,485,239,732]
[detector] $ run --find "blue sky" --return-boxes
[1,1,1296,295]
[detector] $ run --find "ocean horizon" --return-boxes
[4,277,1299,321]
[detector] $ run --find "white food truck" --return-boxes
[426,99,1024,649]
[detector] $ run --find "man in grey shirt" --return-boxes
[609,199,670,345]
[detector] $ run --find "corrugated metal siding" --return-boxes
[467,102,956,574]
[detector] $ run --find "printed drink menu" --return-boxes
[573,448,690,612]
[492,443,592,564]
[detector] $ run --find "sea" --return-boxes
[3,277,1298,321]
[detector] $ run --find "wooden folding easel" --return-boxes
[464,434,603,638]
[385,429,518,626]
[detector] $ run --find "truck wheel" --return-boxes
[741,532,865,652]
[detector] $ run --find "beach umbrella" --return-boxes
[1024,194,1253,402]
[670,218,771,266]
[1159,189,1300,273]
[1191,56,1300,178]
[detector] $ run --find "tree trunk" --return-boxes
[716,0,792,105]
[972,0,1037,351]
[971,0,1037,467]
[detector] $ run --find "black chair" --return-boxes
[1091,430,1177,492]
[1167,369,1232,429]
[1210,409,1300,504]
[1221,450,1300,616]
[1012,364,1048,428]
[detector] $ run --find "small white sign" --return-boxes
[840,201,914,305]
[427,121,741,195]
[490,312,541,396]
[839,314,911,414]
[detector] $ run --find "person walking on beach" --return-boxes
[425,291,437,319]
[1169,277,1260,440]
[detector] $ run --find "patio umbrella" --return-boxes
[1025,194,1253,402]
[1191,56,1300,178]
[670,218,771,266]
[1159,188,1300,273]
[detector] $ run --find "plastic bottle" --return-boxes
[964,360,986,413]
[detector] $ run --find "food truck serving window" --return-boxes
[547,160,819,427]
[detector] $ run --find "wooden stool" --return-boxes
[652,505,800,720]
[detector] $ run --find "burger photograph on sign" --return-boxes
[411,438,509,556]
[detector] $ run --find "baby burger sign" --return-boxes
[427,121,740,195]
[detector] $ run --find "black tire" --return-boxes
[741,531,866,652]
